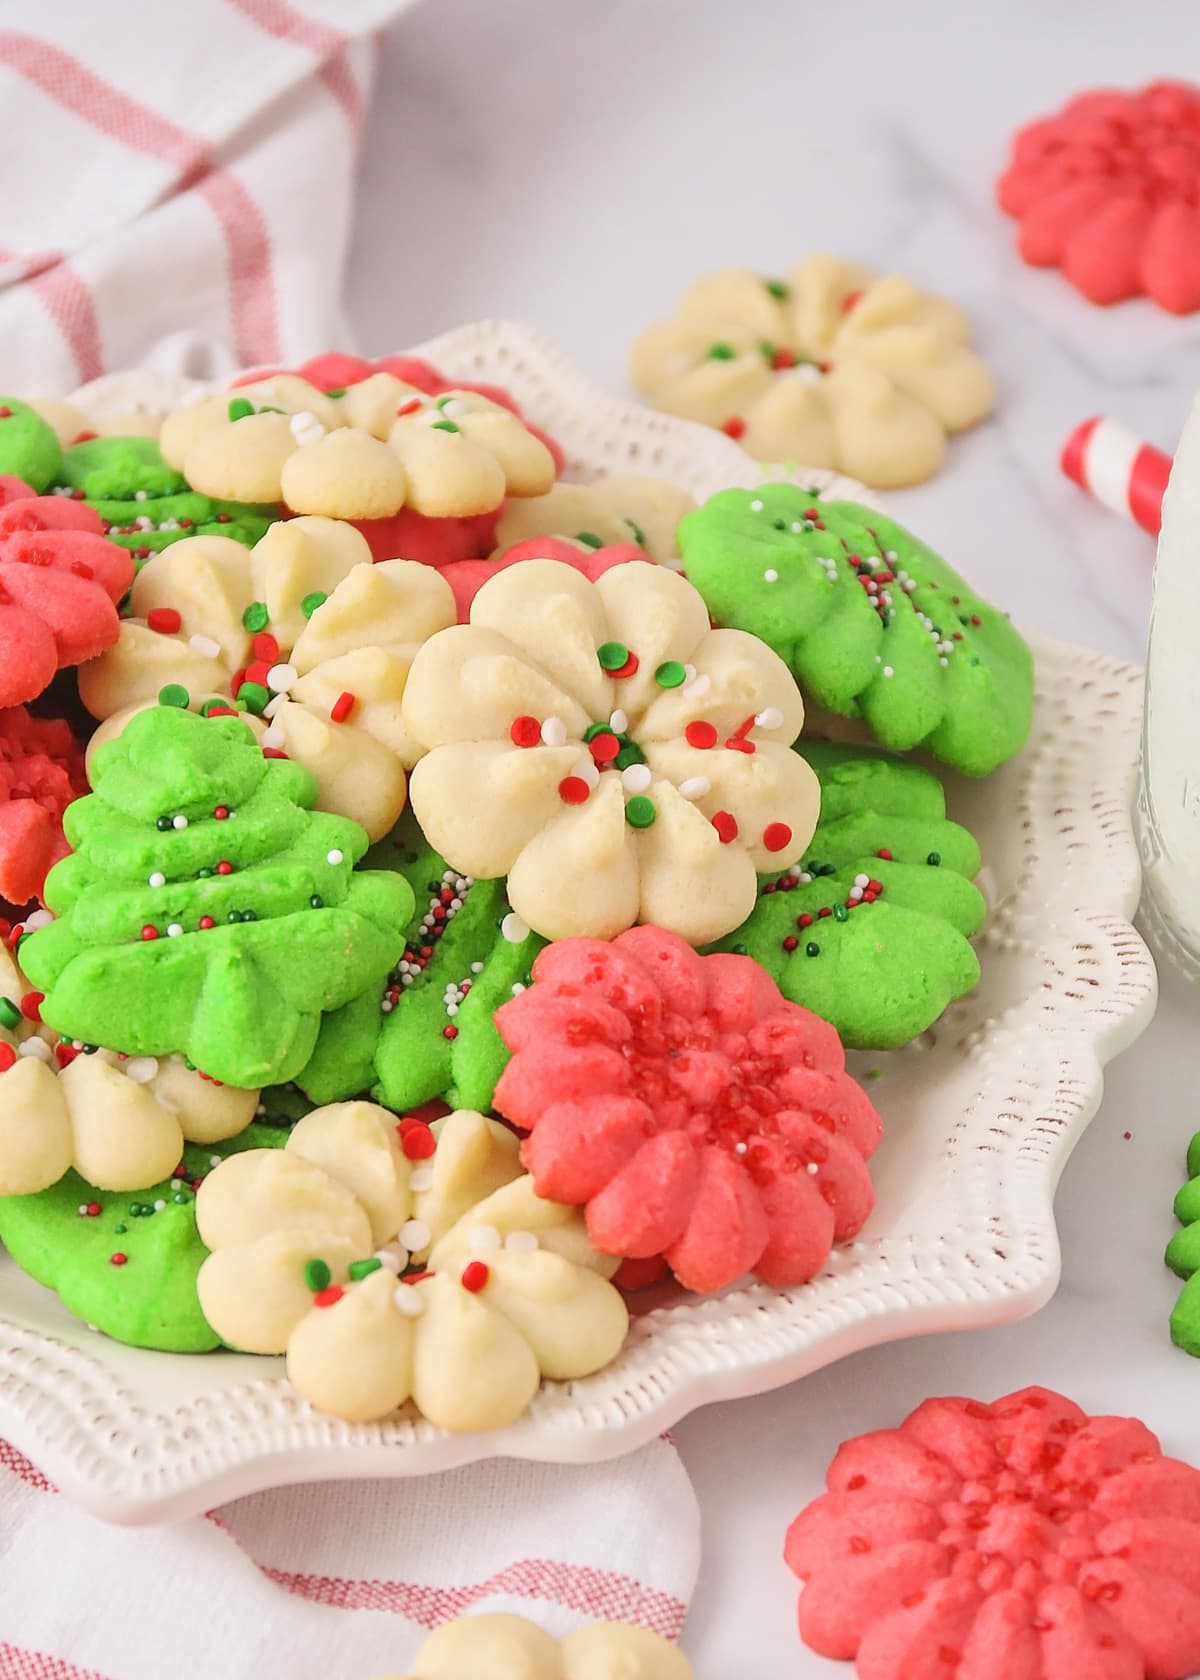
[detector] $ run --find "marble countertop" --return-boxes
[349,3,1200,1671]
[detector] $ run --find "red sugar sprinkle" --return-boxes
[19,991,43,1022]
[461,1260,490,1293]
[395,397,422,417]
[251,632,279,663]
[722,417,746,440]
[313,1285,344,1308]
[685,721,718,750]
[329,691,356,723]
[763,822,792,853]
[510,715,541,748]
[558,775,590,805]
[0,1043,15,1073]
[711,810,739,844]
[589,731,620,764]
[725,736,755,754]
[147,608,181,635]
[110,1253,128,1267]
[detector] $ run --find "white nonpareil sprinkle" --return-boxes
[148,872,166,888]
[400,1219,431,1252]
[172,814,188,830]
[262,694,285,720]
[326,849,344,865]
[734,1140,748,1155]
[678,776,711,800]
[685,673,711,699]
[189,633,221,660]
[408,1165,435,1194]
[209,1155,221,1167]
[261,725,285,749]
[609,709,628,733]
[501,911,530,944]
[289,410,326,447]
[134,489,148,502]
[153,1198,166,1212]
[755,707,784,730]
[468,1224,503,1252]
[505,1230,539,1253]
[806,1162,820,1175]
[392,1285,426,1318]
[540,716,567,748]
[17,1038,53,1063]
[854,873,870,888]
[373,1250,403,1275]
[620,763,652,795]
[266,663,298,693]
[882,666,895,678]
[749,499,764,512]
[763,569,779,583]
[790,521,804,533]
[166,923,183,939]
[510,982,526,996]
[22,909,53,931]
[470,961,484,974]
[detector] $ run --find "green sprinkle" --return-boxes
[197,868,212,879]
[325,387,346,398]
[431,419,460,433]
[158,683,189,710]
[654,660,687,689]
[927,852,942,867]
[758,340,778,362]
[227,397,255,422]
[765,279,790,300]
[623,518,646,546]
[237,681,270,714]
[226,912,241,924]
[706,342,736,360]
[614,743,647,771]
[156,816,173,831]
[730,943,748,955]
[584,722,612,743]
[348,1257,383,1282]
[866,1068,883,1082]
[242,601,269,632]
[241,909,257,922]
[199,699,232,718]
[172,1192,190,1204]
[301,591,327,618]
[624,795,656,829]
[597,640,630,672]
[805,942,821,958]
[575,531,604,549]
[834,904,849,923]
[0,997,21,1029]
[113,1223,127,1235]
[309,894,324,909]
[304,1258,332,1292]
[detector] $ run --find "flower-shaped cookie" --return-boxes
[387,1613,692,1680]
[159,372,557,521]
[400,559,819,944]
[78,516,458,840]
[0,706,87,907]
[0,479,135,708]
[998,81,1200,313]
[631,254,995,488]
[494,473,696,566]
[785,1385,1200,1680]
[494,927,882,1293]
[196,1103,628,1428]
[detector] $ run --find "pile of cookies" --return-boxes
[0,348,1034,1439]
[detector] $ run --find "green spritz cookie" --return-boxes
[51,435,279,562]
[676,484,1034,776]
[1166,1130,1200,1356]
[710,742,985,1048]
[0,397,63,491]
[0,1122,287,1351]
[20,706,414,1089]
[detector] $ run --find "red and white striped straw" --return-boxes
[1060,416,1173,536]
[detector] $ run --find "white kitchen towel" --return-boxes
[0,1436,700,1677]
[0,0,415,394]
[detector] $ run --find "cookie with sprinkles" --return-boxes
[0,1121,287,1351]
[711,743,984,1048]
[1166,1129,1200,1356]
[0,398,64,491]
[50,434,279,561]
[676,484,1034,776]
[19,706,413,1088]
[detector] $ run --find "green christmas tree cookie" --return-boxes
[51,435,279,562]
[0,397,63,491]
[1166,1130,1200,1356]
[676,484,1034,776]
[21,706,414,1088]
[0,1122,287,1351]
[710,742,985,1049]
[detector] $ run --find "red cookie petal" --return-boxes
[663,1147,768,1291]
[519,1096,653,1204]
[584,1129,700,1259]
[856,1575,983,1680]
[785,1492,941,1581]
[0,600,59,707]
[797,1540,951,1661]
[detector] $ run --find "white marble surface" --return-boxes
[348,3,1200,1671]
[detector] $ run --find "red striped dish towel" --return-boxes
[0,0,413,393]
[0,1437,699,1677]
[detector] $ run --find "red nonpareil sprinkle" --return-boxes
[19,991,43,1022]
[797,913,814,928]
[252,632,279,664]
[85,1201,101,1217]
[711,810,738,844]
[178,518,194,529]
[876,848,893,860]
[198,916,215,930]
[722,417,746,440]
[0,407,11,418]
[763,822,793,853]
[510,715,541,748]
[0,1043,15,1073]
[213,806,230,820]
[147,607,182,635]
[74,430,98,443]
[782,935,799,952]
[558,775,590,805]
[461,1260,490,1293]
[313,1285,344,1308]
[818,906,832,919]
[54,1043,79,1068]
[216,512,231,523]
[772,348,795,370]
[141,926,159,941]
[71,488,86,500]
[329,691,355,723]
[216,860,233,875]
[136,546,150,560]
[841,290,863,313]
[970,613,982,626]
[589,731,620,764]
[442,1024,459,1040]
[398,1119,436,1160]
[685,720,718,750]
[262,748,288,759]
[110,1253,128,1267]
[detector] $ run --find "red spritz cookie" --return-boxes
[0,481,134,708]
[0,706,87,906]
[998,81,1200,313]
[493,926,881,1293]
[786,1385,1200,1679]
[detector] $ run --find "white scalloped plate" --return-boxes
[0,322,1158,1523]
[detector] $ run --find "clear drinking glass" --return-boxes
[1136,395,1200,980]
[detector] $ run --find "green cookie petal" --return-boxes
[0,398,63,492]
